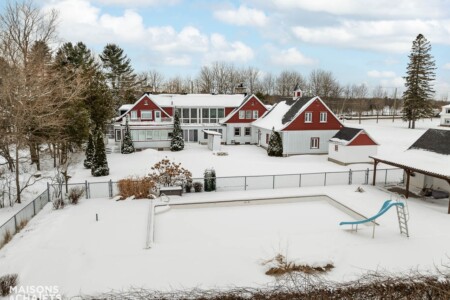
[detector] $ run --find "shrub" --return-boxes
[1,230,12,248]
[52,198,65,210]
[121,118,135,154]
[267,127,283,157]
[118,176,156,199]
[0,274,18,296]
[193,182,203,192]
[204,168,216,192]
[149,158,192,187]
[68,186,85,205]
[262,254,334,277]
[185,180,193,193]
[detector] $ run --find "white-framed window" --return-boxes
[244,127,251,136]
[320,112,327,123]
[130,111,138,120]
[446,109,450,114]
[310,137,320,149]
[141,110,152,120]
[253,110,259,119]
[239,111,245,119]
[305,112,312,123]
[234,127,241,136]
[245,110,252,119]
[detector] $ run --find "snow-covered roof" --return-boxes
[330,127,378,146]
[443,104,450,108]
[203,130,222,136]
[119,104,133,111]
[371,149,450,179]
[150,94,245,107]
[371,129,450,179]
[252,97,316,131]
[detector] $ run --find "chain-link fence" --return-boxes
[0,168,403,247]
[0,189,49,247]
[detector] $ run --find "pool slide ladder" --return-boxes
[339,200,409,238]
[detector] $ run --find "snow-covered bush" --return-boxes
[149,158,192,187]
[52,198,65,210]
[185,180,193,193]
[193,182,203,192]
[83,132,95,168]
[68,186,85,204]
[117,176,156,199]
[121,118,135,154]
[91,130,110,177]
[170,111,184,151]
[0,274,18,296]
[204,168,216,192]
[267,127,283,157]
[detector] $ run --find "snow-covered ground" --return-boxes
[0,185,448,297]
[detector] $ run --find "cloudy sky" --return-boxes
[35,0,450,98]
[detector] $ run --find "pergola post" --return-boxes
[447,180,450,215]
[372,159,379,186]
[405,170,411,199]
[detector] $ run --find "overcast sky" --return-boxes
[35,0,450,99]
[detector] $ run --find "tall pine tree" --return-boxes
[121,117,135,154]
[91,129,110,176]
[267,127,283,157]
[170,111,184,151]
[402,34,436,129]
[100,43,140,109]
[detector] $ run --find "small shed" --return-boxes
[203,130,222,152]
[328,127,378,165]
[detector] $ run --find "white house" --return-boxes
[251,89,343,156]
[328,127,378,165]
[440,104,450,127]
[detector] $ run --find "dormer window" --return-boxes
[320,112,327,123]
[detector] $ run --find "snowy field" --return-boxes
[0,185,449,297]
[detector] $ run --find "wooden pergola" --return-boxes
[370,156,450,214]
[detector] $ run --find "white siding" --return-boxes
[282,130,338,155]
[225,123,255,145]
[328,142,378,164]
[410,173,450,193]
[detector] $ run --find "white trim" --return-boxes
[220,94,267,124]
[141,110,152,120]
[320,112,327,123]
[130,111,138,120]
[305,112,313,123]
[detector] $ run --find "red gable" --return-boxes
[126,95,171,120]
[283,98,342,131]
[348,132,377,146]
[223,95,267,124]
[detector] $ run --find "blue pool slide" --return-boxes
[339,200,404,226]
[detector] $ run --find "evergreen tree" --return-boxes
[121,118,135,154]
[91,129,109,176]
[402,34,436,129]
[83,133,95,168]
[100,43,140,108]
[267,127,283,157]
[170,111,184,151]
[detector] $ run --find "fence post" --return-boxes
[273,175,275,189]
[349,169,352,185]
[365,168,369,185]
[324,173,327,186]
[299,174,302,187]
[384,169,388,185]
[33,199,36,216]
[109,180,113,198]
[14,215,17,231]
[244,176,247,191]
[47,182,51,202]
[85,181,89,199]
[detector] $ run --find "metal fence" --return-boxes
[0,167,403,247]
[0,189,49,247]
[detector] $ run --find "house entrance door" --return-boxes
[183,129,198,142]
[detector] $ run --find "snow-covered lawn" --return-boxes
[0,185,448,297]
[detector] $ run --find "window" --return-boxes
[182,108,190,123]
[115,130,122,141]
[146,130,153,140]
[446,109,450,114]
[305,112,312,123]
[210,109,217,123]
[190,108,197,123]
[218,108,224,118]
[245,127,251,136]
[320,112,327,123]
[245,110,252,119]
[202,108,209,123]
[310,137,320,149]
[334,144,338,152]
[239,111,245,119]
[130,111,138,120]
[253,110,259,119]
[141,110,152,120]
[266,133,270,144]
[234,127,241,136]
